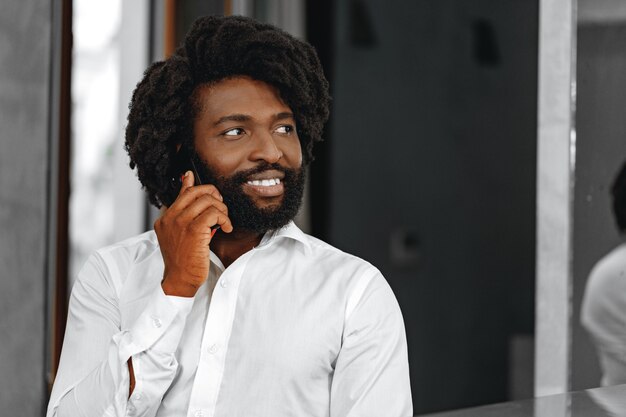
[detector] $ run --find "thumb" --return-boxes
[180,170,195,192]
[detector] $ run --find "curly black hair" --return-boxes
[124,15,331,208]
[612,162,626,233]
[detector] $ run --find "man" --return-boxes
[582,162,626,387]
[48,15,412,417]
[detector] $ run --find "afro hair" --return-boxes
[124,15,330,208]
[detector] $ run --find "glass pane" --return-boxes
[69,1,122,284]
[573,0,626,390]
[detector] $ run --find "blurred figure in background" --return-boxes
[582,162,626,386]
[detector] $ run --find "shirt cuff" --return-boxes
[166,294,195,316]
[124,285,192,355]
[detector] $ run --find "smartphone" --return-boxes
[163,146,204,206]
[163,147,222,233]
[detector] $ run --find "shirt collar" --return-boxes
[258,221,312,255]
[210,221,312,269]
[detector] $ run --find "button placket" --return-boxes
[188,253,251,415]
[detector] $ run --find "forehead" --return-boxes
[193,77,292,118]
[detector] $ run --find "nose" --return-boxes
[249,131,283,163]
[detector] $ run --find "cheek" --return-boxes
[286,137,303,166]
[194,138,243,176]
[295,145,303,166]
[204,153,242,177]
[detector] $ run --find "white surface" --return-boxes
[535,0,576,397]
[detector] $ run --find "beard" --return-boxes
[190,151,305,234]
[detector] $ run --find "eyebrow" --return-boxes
[274,112,295,121]
[213,112,295,126]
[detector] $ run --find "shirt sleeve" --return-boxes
[47,252,194,417]
[330,270,413,417]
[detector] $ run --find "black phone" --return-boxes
[163,146,204,207]
[163,148,222,235]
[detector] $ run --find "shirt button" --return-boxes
[193,410,204,417]
[133,392,142,401]
[151,317,162,328]
[220,278,228,288]
[208,344,219,354]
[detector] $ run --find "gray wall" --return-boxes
[0,1,54,414]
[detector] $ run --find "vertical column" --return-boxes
[0,1,55,414]
[231,0,254,17]
[535,0,577,397]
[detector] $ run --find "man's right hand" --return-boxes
[155,170,233,297]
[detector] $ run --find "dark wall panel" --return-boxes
[329,0,538,413]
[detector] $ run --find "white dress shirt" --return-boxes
[581,242,626,386]
[47,221,412,417]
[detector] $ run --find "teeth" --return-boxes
[247,178,281,186]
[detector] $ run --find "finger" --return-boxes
[181,170,195,191]
[167,171,195,211]
[189,184,223,202]
[176,194,229,223]
[190,207,233,234]
[170,183,223,212]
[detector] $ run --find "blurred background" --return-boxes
[3,0,626,415]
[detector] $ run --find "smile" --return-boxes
[243,177,284,198]
[246,178,281,186]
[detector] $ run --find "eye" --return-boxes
[223,127,245,137]
[275,125,294,134]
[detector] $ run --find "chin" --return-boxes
[257,202,282,212]
[251,196,284,209]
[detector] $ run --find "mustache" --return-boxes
[229,162,291,183]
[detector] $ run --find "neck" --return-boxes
[210,228,265,268]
